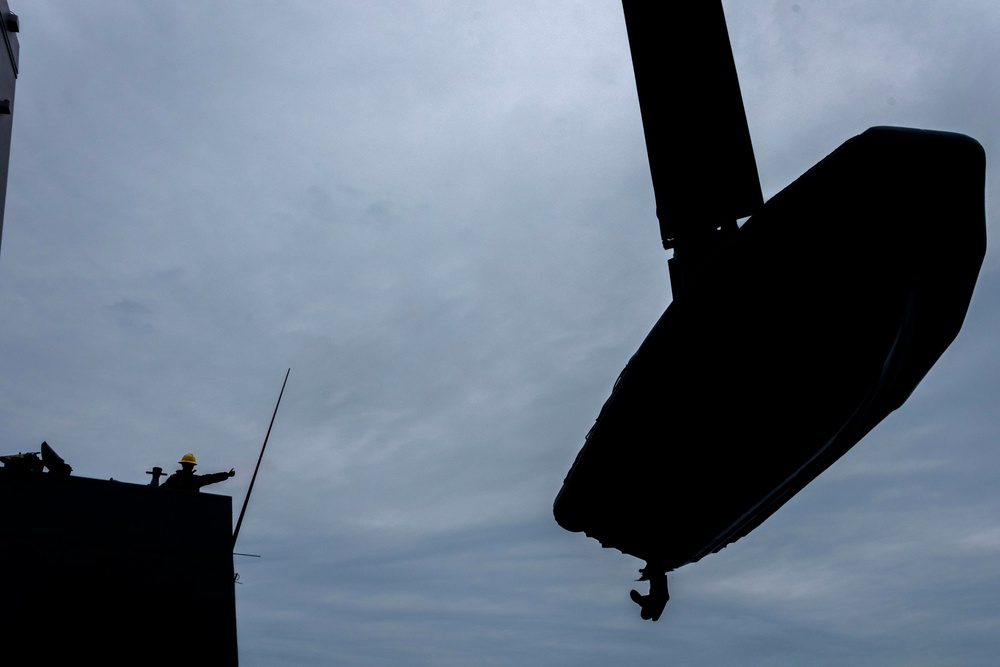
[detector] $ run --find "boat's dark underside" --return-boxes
[554,127,986,571]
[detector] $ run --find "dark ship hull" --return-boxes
[0,469,239,665]
[554,127,986,571]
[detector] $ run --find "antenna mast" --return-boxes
[233,368,290,549]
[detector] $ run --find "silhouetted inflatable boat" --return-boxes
[554,126,986,571]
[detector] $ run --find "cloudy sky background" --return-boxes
[1,1,998,664]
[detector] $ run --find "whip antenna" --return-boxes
[233,368,290,549]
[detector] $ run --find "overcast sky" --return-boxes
[1,2,998,665]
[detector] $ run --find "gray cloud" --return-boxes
[1,2,997,664]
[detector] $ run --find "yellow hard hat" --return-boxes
[179,453,198,465]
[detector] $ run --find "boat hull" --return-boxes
[554,127,987,570]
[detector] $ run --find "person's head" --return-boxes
[179,452,197,472]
